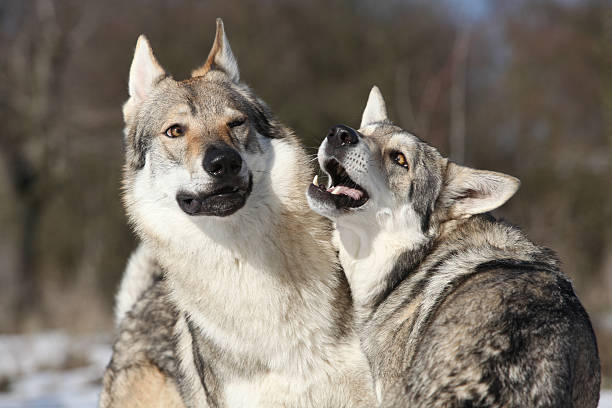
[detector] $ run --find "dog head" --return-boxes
[307,86,520,246]
[122,19,296,244]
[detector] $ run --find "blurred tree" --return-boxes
[0,0,126,331]
[0,0,96,327]
[599,0,612,301]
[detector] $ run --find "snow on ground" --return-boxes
[602,391,612,408]
[0,331,610,407]
[0,332,111,408]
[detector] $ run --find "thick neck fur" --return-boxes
[337,212,553,320]
[334,205,431,315]
[124,136,348,376]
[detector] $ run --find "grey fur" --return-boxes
[100,20,375,407]
[100,255,184,407]
[307,86,601,407]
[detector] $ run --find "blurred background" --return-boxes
[0,0,610,405]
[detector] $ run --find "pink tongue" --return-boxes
[327,185,363,200]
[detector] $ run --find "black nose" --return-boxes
[327,125,359,148]
[203,146,242,178]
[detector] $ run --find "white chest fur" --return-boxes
[128,136,375,406]
[161,230,337,373]
[335,206,427,309]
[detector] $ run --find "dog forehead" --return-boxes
[387,132,421,151]
[359,122,397,137]
[141,79,232,115]
[363,127,420,154]
[180,79,242,115]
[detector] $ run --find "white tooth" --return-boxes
[313,174,318,186]
[331,186,342,195]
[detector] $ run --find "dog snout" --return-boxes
[327,125,359,148]
[203,145,243,178]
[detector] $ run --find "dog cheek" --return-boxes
[244,128,263,154]
[126,128,149,170]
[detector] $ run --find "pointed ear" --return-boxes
[360,86,389,129]
[441,162,520,219]
[128,35,166,103]
[192,18,240,83]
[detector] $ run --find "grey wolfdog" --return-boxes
[307,86,601,407]
[99,19,376,408]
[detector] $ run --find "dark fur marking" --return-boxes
[410,143,442,233]
[248,102,280,140]
[361,214,599,406]
[406,271,480,370]
[244,129,262,154]
[186,316,218,407]
[424,250,460,278]
[127,125,150,169]
[409,260,567,379]
[474,258,558,275]
[475,269,581,406]
[455,188,480,200]
[370,242,435,312]
[389,249,459,316]
[185,94,198,116]
[420,206,432,233]
[101,270,182,407]
[231,87,285,140]
[330,265,355,341]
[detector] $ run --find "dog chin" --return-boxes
[306,183,368,221]
[176,174,253,217]
[306,186,341,220]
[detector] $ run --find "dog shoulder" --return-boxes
[99,361,185,408]
[102,277,184,407]
[403,266,600,407]
[115,243,162,324]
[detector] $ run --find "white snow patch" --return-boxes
[0,332,111,408]
[601,390,612,408]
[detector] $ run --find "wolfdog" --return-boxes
[99,19,376,408]
[306,86,601,407]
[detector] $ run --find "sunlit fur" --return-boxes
[101,20,376,408]
[307,86,600,407]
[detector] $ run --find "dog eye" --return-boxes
[227,118,246,129]
[391,151,409,169]
[165,125,185,138]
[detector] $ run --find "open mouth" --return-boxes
[176,175,252,217]
[308,158,369,210]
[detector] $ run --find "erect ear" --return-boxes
[360,85,389,129]
[191,18,240,83]
[440,162,520,219]
[128,35,166,104]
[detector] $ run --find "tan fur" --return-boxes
[105,20,376,407]
[100,362,184,408]
[100,271,182,408]
[395,293,422,325]
[185,127,205,166]
[218,124,236,146]
[192,19,226,78]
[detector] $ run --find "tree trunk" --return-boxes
[449,30,471,164]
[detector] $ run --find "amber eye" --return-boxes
[391,151,409,169]
[227,118,246,129]
[165,125,185,138]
